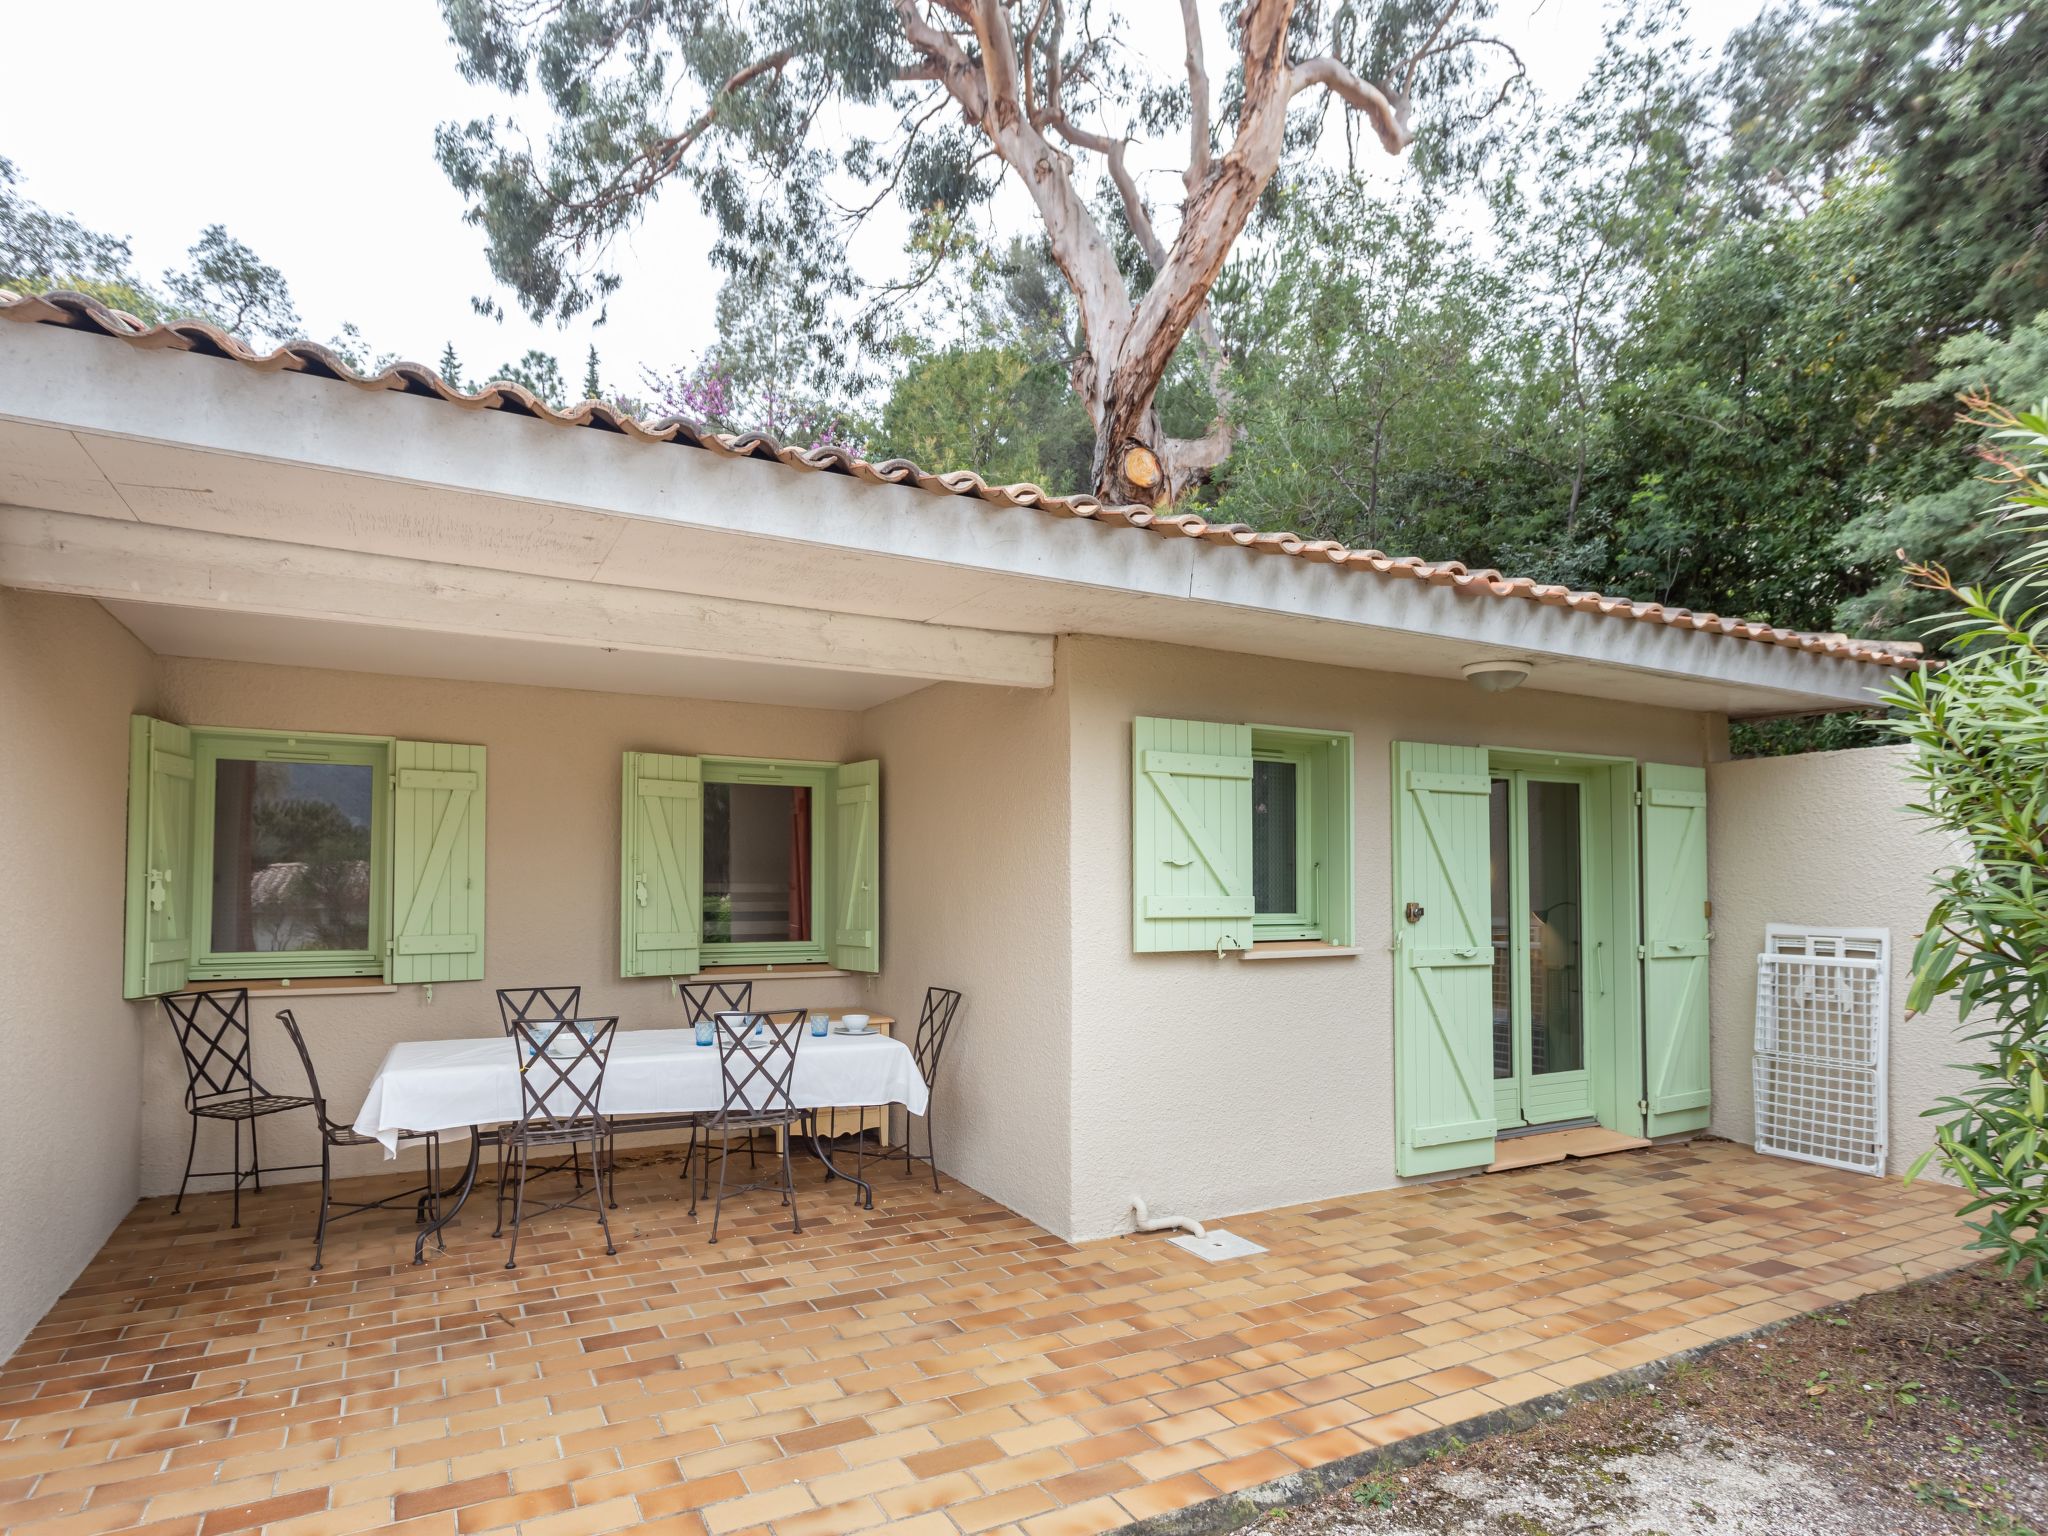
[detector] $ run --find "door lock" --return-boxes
[1403,901,1425,924]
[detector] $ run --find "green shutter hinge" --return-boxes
[1636,944,1648,960]
[1637,1098,1649,1115]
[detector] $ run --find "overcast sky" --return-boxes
[0,0,1757,393]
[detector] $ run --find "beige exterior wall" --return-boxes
[1061,636,1712,1240]
[139,655,873,1198]
[1707,745,1971,1179]
[857,677,1074,1232]
[0,591,156,1358]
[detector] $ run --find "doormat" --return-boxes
[1487,1126,1651,1173]
[1168,1229,1267,1262]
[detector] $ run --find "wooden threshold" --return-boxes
[1487,1125,1652,1173]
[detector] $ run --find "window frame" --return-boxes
[187,729,392,982]
[698,755,833,968]
[1251,733,1322,941]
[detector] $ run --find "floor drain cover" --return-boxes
[1167,1229,1266,1262]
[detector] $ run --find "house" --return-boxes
[0,290,1938,1359]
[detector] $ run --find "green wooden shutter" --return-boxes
[1132,717,1254,953]
[1392,742,1497,1175]
[622,751,704,978]
[1641,762,1711,1136]
[388,741,486,984]
[123,715,195,998]
[831,760,880,973]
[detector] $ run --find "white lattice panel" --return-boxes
[1753,927,1889,1177]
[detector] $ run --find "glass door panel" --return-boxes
[1490,772,1597,1130]
[1526,780,1585,1077]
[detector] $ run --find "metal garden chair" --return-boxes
[679,979,755,1172]
[276,1008,442,1271]
[902,987,963,1193]
[162,988,316,1227]
[497,1016,619,1270]
[495,985,589,1191]
[695,1010,808,1243]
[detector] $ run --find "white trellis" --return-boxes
[1753,925,1890,1176]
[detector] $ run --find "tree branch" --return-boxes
[1177,0,1211,191]
[1287,56,1412,155]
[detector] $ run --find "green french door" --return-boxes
[1489,770,1597,1129]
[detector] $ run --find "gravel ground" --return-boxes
[1254,1264,2048,1536]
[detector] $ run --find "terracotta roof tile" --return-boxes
[0,288,1922,670]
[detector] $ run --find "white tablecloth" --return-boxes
[352,1028,929,1155]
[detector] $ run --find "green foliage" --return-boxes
[1887,400,2048,1287]
[1717,0,2048,329]
[1603,180,1961,631]
[490,348,568,406]
[872,345,1091,490]
[162,224,301,347]
[1838,317,2048,633]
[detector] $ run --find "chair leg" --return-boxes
[594,1132,617,1256]
[429,1136,446,1251]
[710,1134,732,1244]
[493,1135,510,1238]
[782,1128,802,1236]
[607,1129,619,1210]
[572,1142,585,1192]
[311,1141,332,1272]
[686,1123,700,1217]
[175,1115,199,1214]
[504,1143,528,1270]
[250,1113,264,1192]
[928,1106,942,1195]
[230,1118,244,1230]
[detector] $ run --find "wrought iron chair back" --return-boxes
[680,979,752,1028]
[711,1011,806,1125]
[163,987,266,1111]
[911,987,963,1088]
[510,1017,618,1136]
[275,1007,341,1139]
[160,987,316,1226]
[497,985,583,1037]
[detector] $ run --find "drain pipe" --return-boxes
[1130,1195,1206,1240]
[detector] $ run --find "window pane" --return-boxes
[703,783,813,945]
[1527,781,1585,1075]
[1252,759,1297,914]
[211,760,373,953]
[1490,780,1512,1081]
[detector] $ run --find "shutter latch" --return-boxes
[146,867,170,913]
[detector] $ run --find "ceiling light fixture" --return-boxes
[1461,658,1533,694]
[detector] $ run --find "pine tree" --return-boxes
[437,342,465,392]
[582,344,602,402]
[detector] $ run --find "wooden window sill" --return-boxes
[1235,942,1361,961]
[189,977,399,997]
[683,964,854,983]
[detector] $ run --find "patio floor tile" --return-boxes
[0,1140,1970,1536]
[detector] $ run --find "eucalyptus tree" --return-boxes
[434,0,1526,503]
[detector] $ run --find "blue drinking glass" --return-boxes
[810,1011,829,1038]
[694,1016,715,1047]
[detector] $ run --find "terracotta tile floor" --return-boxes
[1,1139,1970,1536]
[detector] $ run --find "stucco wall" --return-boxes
[1707,745,1971,1179]
[1061,635,1716,1240]
[140,655,873,1198]
[0,591,156,1358]
[856,676,1074,1233]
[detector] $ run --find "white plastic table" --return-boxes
[353,1027,928,1259]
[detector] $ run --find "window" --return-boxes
[1252,734,1320,941]
[1131,717,1353,954]
[124,717,487,997]
[701,760,830,964]
[191,733,389,980]
[621,752,880,978]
